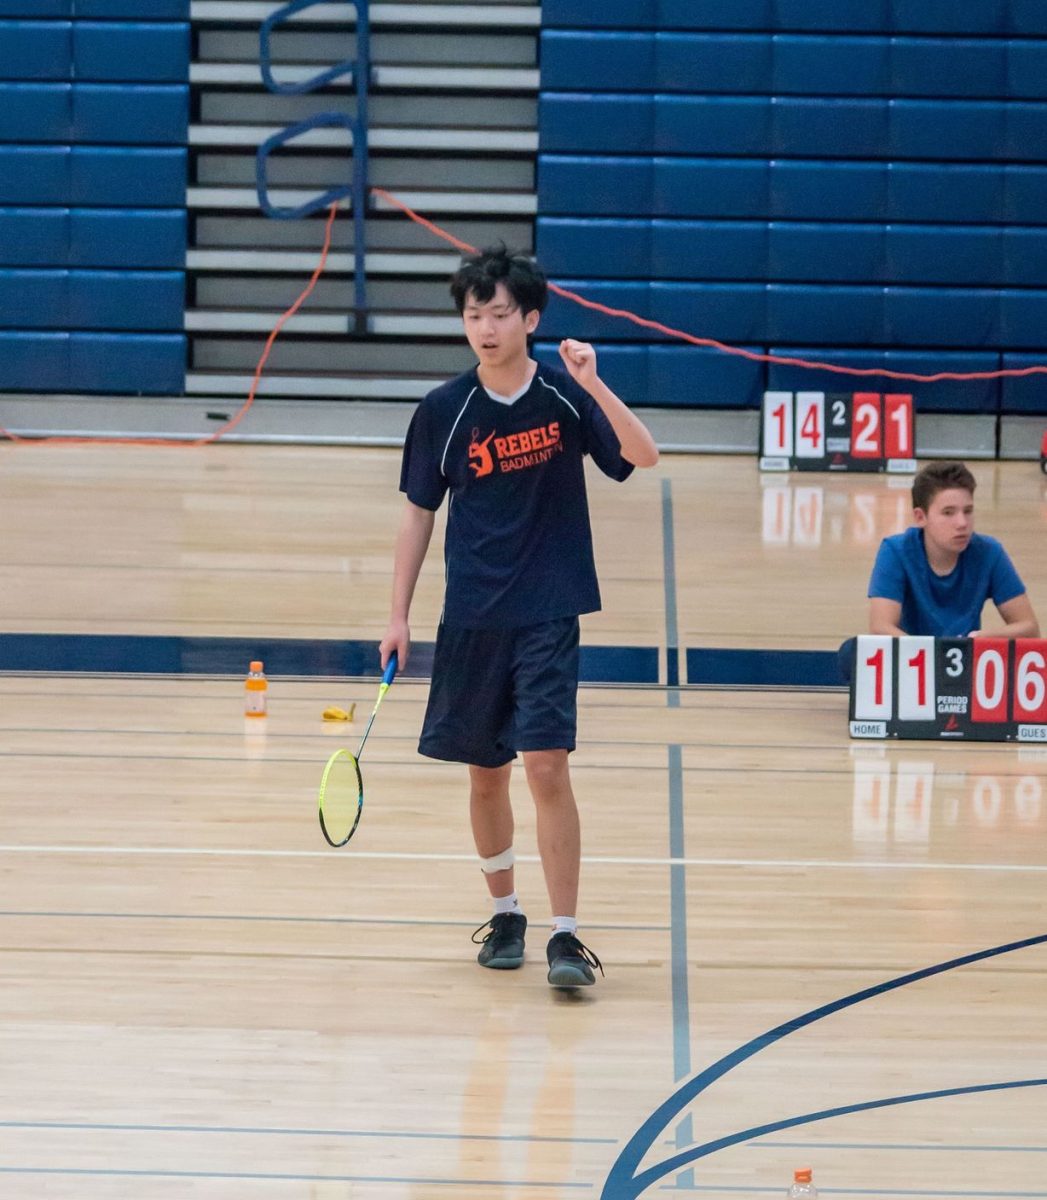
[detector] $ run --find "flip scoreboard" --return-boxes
[759,391,916,474]
[849,634,1047,742]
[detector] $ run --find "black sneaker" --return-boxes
[546,931,603,988]
[472,912,527,969]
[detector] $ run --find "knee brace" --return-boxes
[479,846,515,875]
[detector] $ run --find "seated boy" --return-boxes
[840,461,1039,682]
[867,460,1039,640]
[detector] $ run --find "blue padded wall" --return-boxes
[0,9,187,396]
[539,8,1047,415]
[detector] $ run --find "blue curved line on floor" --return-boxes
[602,932,1047,1200]
[637,1078,1047,1193]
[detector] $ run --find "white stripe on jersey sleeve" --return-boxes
[536,376,580,421]
[440,386,478,477]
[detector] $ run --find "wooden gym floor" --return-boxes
[0,443,1045,1199]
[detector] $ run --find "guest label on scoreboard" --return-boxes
[850,635,1047,742]
[759,391,915,474]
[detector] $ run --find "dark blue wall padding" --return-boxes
[886,226,1001,287]
[770,161,887,221]
[652,283,765,342]
[651,221,766,280]
[74,22,190,83]
[0,209,186,269]
[0,270,184,331]
[1004,165,1047,223]
[537,218,651,277]
[0,147,68,204]
[535,340,765,409]
[539,95,653,153]
[657,97,770,155]
[655,158,770,217]
[0,209,68,266]
[1003,228,1047,287]
[67,271,184,331]
[891,38,1005,98]
[647,344,765,408]
[542,281,652,342]
[541,0,774,29]
[0,331,69,390]
[766,285,884,345]
[1010,0,1047,35]
[70,210,187,269]
[768,223,884,283]
[888,163,1003,223]
[69,332,186,393]
[0,21,72,79]
[773,0,889,32]
[1005,103,1047,162]
[0,84,71,141]
[535,342,648,400]
[0,271,68,329]
[0,1,70,13]
[773,36,888,95]
[889,100,1006,161]
[999,291,1047,350]
[1000,354,1047,414]
[765,348,1000,414]
[882,352,1000,413]
[70,147,187,205]
[888,0,1006,35]
[659,33,771,93]
[538,156,654,216]
[1008,41,1047,100]
[540,33,655,92]
[884,288,999,348]
[774,98,888,158]
[74,0,188,14]
[72,84,188,144]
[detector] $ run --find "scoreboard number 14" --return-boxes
[760,391,916,474]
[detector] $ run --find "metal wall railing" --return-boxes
[255,0,369,330]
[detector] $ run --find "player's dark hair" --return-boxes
[449,243,548,316]
[912,461,977,511]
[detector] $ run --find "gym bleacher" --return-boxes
[537,0,1047,451]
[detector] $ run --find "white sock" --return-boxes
[552,915,577,935]
[494,892,520,916]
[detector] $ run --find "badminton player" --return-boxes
[379,244,659,988]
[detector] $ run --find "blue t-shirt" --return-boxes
[867,527,1025,637]
[400,362,634,629]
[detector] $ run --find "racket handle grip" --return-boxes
[382,651,398,686]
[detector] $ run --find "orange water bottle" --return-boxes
[244,660,268,717]
[788,1168,817,1200]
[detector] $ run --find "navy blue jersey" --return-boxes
[400,361,634,629]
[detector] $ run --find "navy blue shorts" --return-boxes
[419,616,580,768]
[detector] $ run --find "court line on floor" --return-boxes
[0,1118,616,1145]
[752,1140,1047,1154]
[0,909,668,932]
[1,845,1045,872]
[603,934,1047,1199]
[0,1166,590,1187]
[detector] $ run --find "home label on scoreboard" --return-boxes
[849,635,1047,742]
[760,391,916,474]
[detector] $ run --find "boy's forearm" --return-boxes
[586,375,659,468]
[390,505,435,621]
